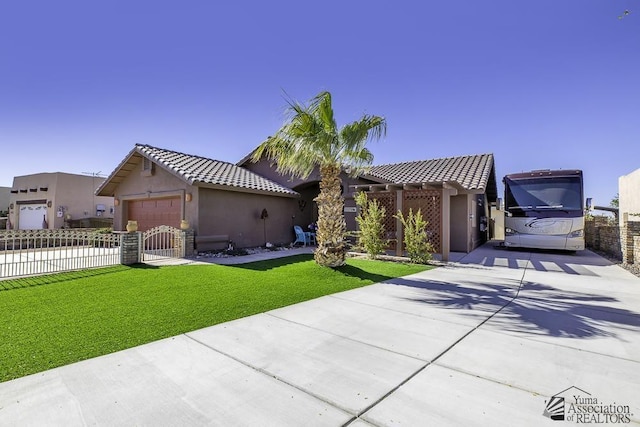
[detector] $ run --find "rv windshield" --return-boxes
[505,177,582,213]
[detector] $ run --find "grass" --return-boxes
[0,255,431,382]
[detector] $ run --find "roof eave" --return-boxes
[195,181,299,198]
[95,146,141,197]
[351,180,468,193]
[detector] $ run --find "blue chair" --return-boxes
[293,226,316,246]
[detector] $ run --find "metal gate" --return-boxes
[141,225,185,262]
[0,229,121,279]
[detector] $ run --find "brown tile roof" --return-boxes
[97,145,298,197]
[367,153,496,193]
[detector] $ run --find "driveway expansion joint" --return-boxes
[265,311,430,363]
[182,332,355,417]
[354,251,533,421]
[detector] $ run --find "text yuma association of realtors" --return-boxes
[568,394,632,424]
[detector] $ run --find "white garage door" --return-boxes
[19,204,48,229]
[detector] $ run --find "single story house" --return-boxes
[100,144,498,260]
[7,172,114,230]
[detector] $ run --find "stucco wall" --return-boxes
[198,188,298,249]
[450,194,468,252]
[54,173,113,229]
[491,206,505,240]
[474,194,490,249]
[619,167,640,221]
[8,173,113,229]
[0,187,10,213]
[449,194,488,252]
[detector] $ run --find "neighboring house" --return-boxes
[619,167,640,221]
[96,145,300,250]
[7,173,114,230]
[0,186,9,229]
[243,151,498,261]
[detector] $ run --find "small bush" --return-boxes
[354,192,388,259]
[395,208,434,264]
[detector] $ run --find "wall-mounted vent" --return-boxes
[141,157,154,176]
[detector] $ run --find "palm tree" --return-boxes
[252,91,386,267]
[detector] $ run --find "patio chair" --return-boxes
[293,226,315,246]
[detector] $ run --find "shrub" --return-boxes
[354,192,387,259]
[395,208,434,264]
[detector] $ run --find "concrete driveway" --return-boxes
[1,244,639,426]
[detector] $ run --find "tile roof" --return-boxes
[137,145,298,196]
[367,153,495,192]
[96,145,298,197]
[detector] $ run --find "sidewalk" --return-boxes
[1,244,638,426]
[144,245,316,266]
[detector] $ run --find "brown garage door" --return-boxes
[127,197,181,232]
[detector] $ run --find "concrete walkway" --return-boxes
[144,245,316,266]
[1,244,639,426]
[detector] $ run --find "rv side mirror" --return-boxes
[586,197,593,210]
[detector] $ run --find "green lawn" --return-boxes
[0,255,431,382]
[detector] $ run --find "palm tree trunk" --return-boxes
[314,163,346,267]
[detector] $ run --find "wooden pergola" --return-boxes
[351,181,463,262]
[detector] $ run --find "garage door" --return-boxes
[127,197,181,232]
[18,204,48,229]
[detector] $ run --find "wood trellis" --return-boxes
[367,192,397,250]
[364,189,443,254]
[403,189,442,254]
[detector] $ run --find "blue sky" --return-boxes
[1,1,638,208]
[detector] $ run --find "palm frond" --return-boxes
[252,91,385,179]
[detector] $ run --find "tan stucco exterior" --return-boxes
[0,187,10,214]
[490,206,505,240]
[198,188,297,248]
[8,173,114,230]
[619,167,640,221]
